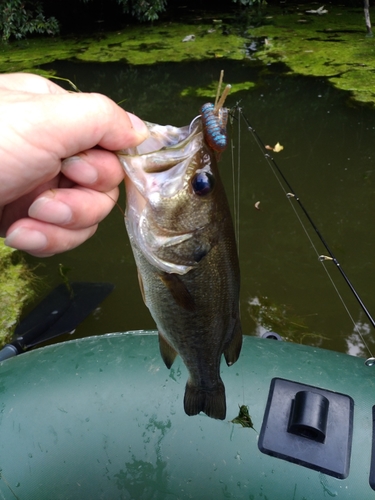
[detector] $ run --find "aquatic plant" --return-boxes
[231,404,256,430]
[0,240,37,345]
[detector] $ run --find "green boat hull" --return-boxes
[0,332,374,499]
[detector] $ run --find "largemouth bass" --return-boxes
[118,106,242,420]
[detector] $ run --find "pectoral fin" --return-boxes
[159,272,195,312]
[224,318,243,366]
[137,269,146,304]
[158,332,178,369]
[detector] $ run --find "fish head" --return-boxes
[118,118,228,275]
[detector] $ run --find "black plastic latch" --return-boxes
[288,390,329,443]
[258,378,354,479]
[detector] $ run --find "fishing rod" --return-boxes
[237,107,375,364]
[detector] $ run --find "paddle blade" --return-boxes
[15,282,114,349]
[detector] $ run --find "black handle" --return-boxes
[0,343,22,362]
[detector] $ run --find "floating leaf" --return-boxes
[265,142,284,152]
[231,405,256,430]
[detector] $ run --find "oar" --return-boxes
[0,281,114,361]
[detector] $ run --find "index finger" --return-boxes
[0,72,67,95]
[11,91,149,156]
[0,87,148,204]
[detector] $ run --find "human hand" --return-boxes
[0,72,149,257]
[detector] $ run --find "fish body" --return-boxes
[118,112,242,420]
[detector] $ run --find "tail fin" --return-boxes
[184,380,226,420]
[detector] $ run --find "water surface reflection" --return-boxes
[26,59,375,356]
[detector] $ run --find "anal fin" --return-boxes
[224,318,243,366]
[184,380,226,420]
[158,332,178,369]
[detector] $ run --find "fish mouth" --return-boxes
[118,118,203,202]
[122,117,200,157]
[119,117,207,275]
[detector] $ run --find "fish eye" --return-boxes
[191,172,214,196]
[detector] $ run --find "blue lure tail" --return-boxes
[201,102,228,152]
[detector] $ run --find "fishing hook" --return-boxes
[189,114,201,134]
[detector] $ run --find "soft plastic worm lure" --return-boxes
[200,102,229,152]
[200,79,231,152]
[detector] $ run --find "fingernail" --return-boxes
[5,228,48,252]
[29,197,72,225]
[127,113,149,140]
[61,156,98,184]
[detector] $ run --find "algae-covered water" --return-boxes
[19,58,375,358]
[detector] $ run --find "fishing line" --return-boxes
[238,108,375,362]
[229,112,246,404]
[236,106,241,250]
[230,125,237,244]
[229,108,241,250]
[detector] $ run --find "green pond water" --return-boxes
[22,58,375,358]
